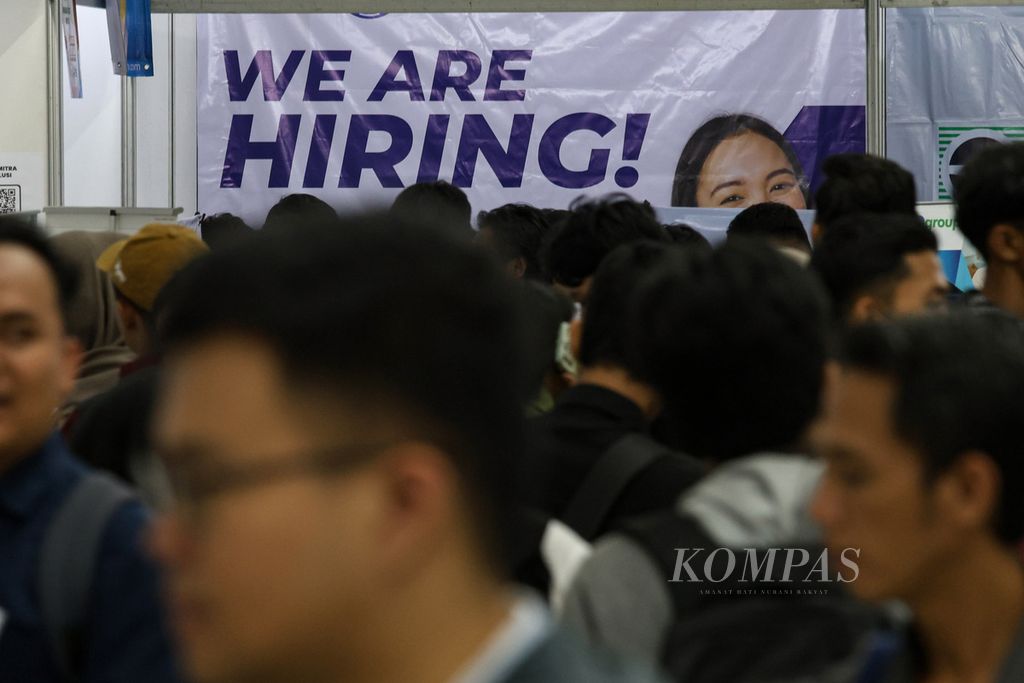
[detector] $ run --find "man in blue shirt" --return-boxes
[0,217,182,682]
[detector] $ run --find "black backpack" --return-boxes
[38,472,136,681]
[511,433,687,593]
[620,511,889,683]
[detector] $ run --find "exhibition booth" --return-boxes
[4,0,1022,288]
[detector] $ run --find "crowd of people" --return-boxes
[2,144,1024,683]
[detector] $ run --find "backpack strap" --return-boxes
[560,433,666,541]
[39,472,136,681]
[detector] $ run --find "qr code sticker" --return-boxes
[0,185,20,214]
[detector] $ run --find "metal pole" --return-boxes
[121,75,137,208]
[866,0,886,157]
[46,0,64,207]
[169,14,176,208]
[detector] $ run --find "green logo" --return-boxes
[936,125,1024,200]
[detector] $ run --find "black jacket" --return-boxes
[522,384,705,538]
[510,384,704,592]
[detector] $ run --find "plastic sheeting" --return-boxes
[887,7,1024,201]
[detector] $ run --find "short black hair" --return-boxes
[814,154,916,234]
[543,193,668,287]
[161,213,525,571]
[477,204,551,280]
[728,202,812,253]
[539,208,570,232]
[841,313,1024,545]
[580,240,681,370]
[664,223,713,252]
[954,142,1024,260]
[671,114,809,208]
[391,181,473,240]
[200,213,253,250]
[0,217,78,324]
[263,193,338,232]
[810,212,938,321]
[630,239,829,460]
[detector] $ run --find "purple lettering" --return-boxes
[614,113,650,188]
[453,114,534,188]
[303,50,351,102]
[224,50,304,102]
[430,51,482,102]
[369,51,425,102]
[538,113,616,189]
[221,114,301,188]
[302,115,338,189]
[339,115,413,189]
[417,115,450,184]
[484,50,532,102]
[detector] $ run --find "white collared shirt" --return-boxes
[449,593,553,683]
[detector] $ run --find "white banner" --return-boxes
[197,12,866,225]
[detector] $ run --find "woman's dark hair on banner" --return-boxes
[671,113,811,210]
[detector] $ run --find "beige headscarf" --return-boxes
[52,231,137,418]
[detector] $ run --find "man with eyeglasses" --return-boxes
[0,218,181,682]
[148,214,663,683]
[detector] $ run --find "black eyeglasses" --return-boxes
[161,441,396,516]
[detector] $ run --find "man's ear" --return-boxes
[934,451,1001,538]
[116,297,140,332]
[987,224,1024,264]
[373,444,457,581]
[848,295,884,324]
[509,257,527,280]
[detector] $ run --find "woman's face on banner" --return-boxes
[694,132,807,210]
